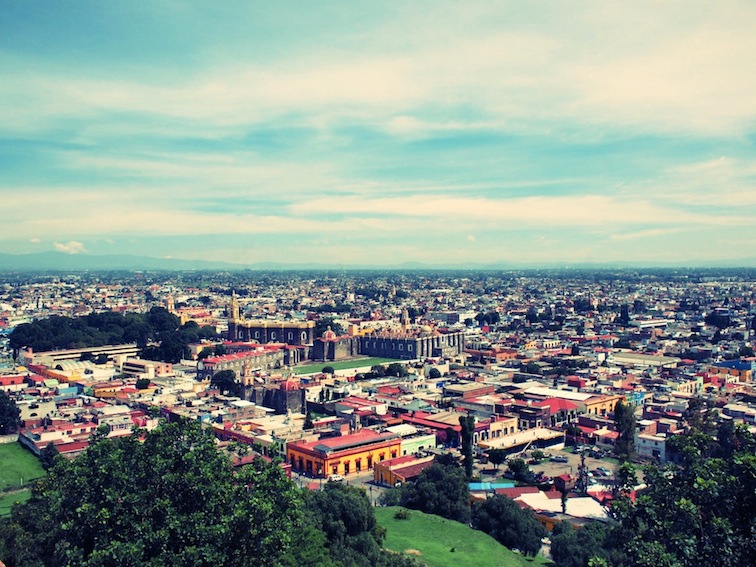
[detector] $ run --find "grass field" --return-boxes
[292,357,402,375]
[375,507,552,567]
[0,443,45,491]
[0,489,31,516]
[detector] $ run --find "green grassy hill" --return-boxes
[375,507,551,567]
[0,443,45,491]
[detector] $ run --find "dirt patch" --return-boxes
[404,549,423,556]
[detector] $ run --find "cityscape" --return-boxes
[2,2,755,566]
[0,268,755,566]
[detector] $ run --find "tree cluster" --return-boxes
[366,363,408,379]
[0,420,421,567]
[550,423,756,567]
[383,462,471,524]
[300,483,418,567]
[474,311,500,326]
[0,420,301,566]
[471,495,545,557]
[9,307,217,364]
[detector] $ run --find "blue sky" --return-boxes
[2,1,755,266]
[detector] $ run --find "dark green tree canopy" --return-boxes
[0,419,302,567]
[486,448,507,469]
[471,494,545,557]
[313,317,345,338]
[385,363,408,377]
[613,399,636,462]
[0,391,21,435]
[210,369,239,396]
[9,308,217,363]
[459,414,475,479]
[38,442,60,471]
[550,426,756,567]
[427,367,442,379]
[397,462,471,523]
[550,521,618,567]
[299,483,419,567]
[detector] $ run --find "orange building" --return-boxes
[287,429,401,478]
[373,454,435,487]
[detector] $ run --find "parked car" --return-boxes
[597,466,612,476]
[327,474,344,482]
[550,455,569,463]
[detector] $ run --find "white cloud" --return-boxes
[3,3,755,137]
[288,194,749,228]
[53,241,87,254]
[610,228,686,241]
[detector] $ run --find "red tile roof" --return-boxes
[495,486,540,498]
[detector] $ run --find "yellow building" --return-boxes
[581,394,622,417]
[287,429,401,478]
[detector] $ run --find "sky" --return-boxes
[2,1,755,267]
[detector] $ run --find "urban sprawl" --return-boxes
[1,269,755,564]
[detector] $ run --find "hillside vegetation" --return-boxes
[375,506,550,567]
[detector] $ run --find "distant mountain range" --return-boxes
[1,251,756,272]
[0,252,240,272]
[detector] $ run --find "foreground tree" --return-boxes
[398,462,471,523]
[303,483,418,567]
[471,495,545,556]
[609,426,756,567]
[550,521,620,567]
[0,419,302,566]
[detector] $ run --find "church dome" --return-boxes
[281,378,299,391]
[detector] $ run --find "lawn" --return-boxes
[375,507,552,567]
[0,443,45,491]
[0,489,31,517]
[292,357,402,375]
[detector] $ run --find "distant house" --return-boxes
[373,454,435,486]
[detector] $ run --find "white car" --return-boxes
[327,474,344,482]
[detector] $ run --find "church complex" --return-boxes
[209,293,466,377]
